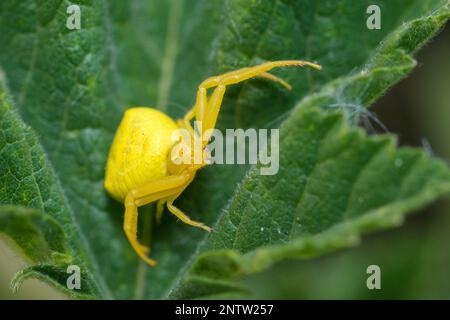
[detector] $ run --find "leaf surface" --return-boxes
[0,0,449,299]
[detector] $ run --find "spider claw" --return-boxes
[202,225,213,232]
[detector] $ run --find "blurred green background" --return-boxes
[0,22,449,300]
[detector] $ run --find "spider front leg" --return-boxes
[182,70,292,127]
[124,197,155,265]
[186,60,321,143]
[258,72,292,90]
[200,60,321,90]
[123,174,192,266]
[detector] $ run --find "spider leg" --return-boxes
[203,84,226,142]
[166,194,212,232]
[123,174,193,266]
[181,108,195,136]
[257,72,292,90]
[137,176,211,233]
[192,60,321,142]
[145,180,212,232]
[183,60,313,128]
[154,177,200,227]
[124,196,157,266]
[200,60,321,89]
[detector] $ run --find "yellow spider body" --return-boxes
[105,108,178,202]
[104,60,321,266]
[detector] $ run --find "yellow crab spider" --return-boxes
[104,60,321,266]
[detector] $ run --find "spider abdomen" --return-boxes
[104,107,178,201]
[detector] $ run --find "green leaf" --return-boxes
[0,94,103,298]
[0,205,67,264]
[170,107,450,299]
[11,264,97,299]
[0,0,449,299]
